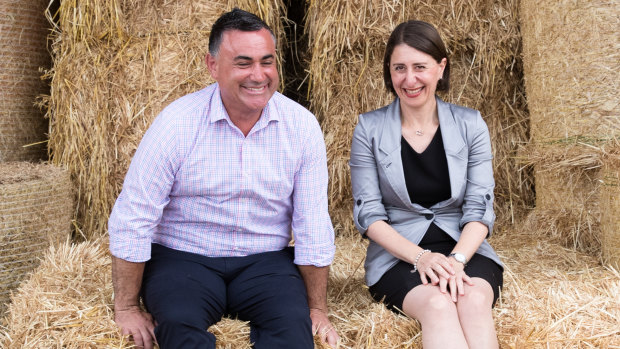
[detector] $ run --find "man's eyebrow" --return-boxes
[233,54,275,61]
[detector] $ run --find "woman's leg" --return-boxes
[455,277,499,349]
[402,284,469,349]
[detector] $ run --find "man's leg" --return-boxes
[227,248,313,349]
[141,244,227,349]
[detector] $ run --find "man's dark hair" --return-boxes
[209,8,276,56]
[383,20,450,95]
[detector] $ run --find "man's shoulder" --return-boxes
[270,92,314,118]
[149,84,216,132]
[161,84,216,117]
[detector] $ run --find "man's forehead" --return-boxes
[220,29,275,50]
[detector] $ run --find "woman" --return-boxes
[350,20,503,348]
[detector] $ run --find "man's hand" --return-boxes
[115,305,157,349]
[111,257,156,348]
[298,265,340,348]
[310,307,340,347]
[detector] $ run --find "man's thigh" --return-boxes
[227,247,310,322]
[141,244,227,327]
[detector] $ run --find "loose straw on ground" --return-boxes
[1,229,618,348]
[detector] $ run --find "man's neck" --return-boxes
[228,110,262,137]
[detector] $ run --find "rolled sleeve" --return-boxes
[108,112,178,262]
[350,118,388,235]
[459,113,496,235]
[291,119,335,267]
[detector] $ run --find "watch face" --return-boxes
[451,253,466,264]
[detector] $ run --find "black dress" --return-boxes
[368,127,503,312]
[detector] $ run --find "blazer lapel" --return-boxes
[437,97,467,204]
[377,100,415,208]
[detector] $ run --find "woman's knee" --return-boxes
[456,283,494,315]
[403,286,456,319]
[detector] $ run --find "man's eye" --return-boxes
[262,61,274,66]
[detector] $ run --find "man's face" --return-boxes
[206,28,279,120]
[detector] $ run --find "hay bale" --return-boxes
[600,155,620,269]
[45,0,287,238]
[520,0,619,141]
[305,0,532,233]
[2,230,619,348]
[0,162,73,316]
[0,0,50,162]
[520,0,619,258]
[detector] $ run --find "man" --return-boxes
[108,8,339,349]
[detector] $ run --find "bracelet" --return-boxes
[410,249,431,273]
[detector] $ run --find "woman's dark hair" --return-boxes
[383,20,450,95]
[209,8,276,56]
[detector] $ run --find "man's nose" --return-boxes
[250,63,266,81]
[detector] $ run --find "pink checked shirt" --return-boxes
[108,84,335,267]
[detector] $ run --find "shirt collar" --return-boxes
[208,83,281,128]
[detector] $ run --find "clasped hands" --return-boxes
[415,251,474,302]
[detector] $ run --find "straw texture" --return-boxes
[600,156,620,269]
[520,0,620,257]
[1,229,619,348]
[520,0,619,141]
[44,0,287,238]
[305,0,532,233]
[0,0,50,161]
[0,162,73,316]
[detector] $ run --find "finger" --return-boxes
[426,268,439,285]
[463,273,475,286]
[419,271,429,285]
[449,277,457,302]
[139,328,154,349]
[439,276,448,294]
[147,325,157,347]
[318,328,328,344]
[130,331,144,349]
[440,258,456,275]
[456,276,465,297]
[434,263,453,280]
[326,328,340,347]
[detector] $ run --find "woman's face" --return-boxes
[389,44,446,112]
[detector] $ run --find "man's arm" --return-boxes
[298,265,339,347]
[112,256,157,349]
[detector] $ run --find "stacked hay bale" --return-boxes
[2,228,619,347]
[520,0,620,263]
[0,0,50,161]
[45,0,287,239]
[0,162,73,316]
[305,0,532,233]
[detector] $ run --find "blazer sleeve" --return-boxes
[349,116,389,235]
[459,112,496,235]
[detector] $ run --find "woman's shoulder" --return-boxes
[358,100,398,127]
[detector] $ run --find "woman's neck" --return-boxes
[400,97,438,129]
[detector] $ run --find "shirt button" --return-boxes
[485,194,491,200]
[356,199,362,206]
[424,214,433,220]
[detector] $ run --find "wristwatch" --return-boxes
[449,252,467,266]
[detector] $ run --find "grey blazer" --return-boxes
[350,97,503,286]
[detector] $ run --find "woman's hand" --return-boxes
[416,252,455,286]
[441,259,474,302]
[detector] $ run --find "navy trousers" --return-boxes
[141,244,313,349]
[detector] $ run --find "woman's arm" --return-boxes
[366,220,455,285]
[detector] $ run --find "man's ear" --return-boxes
[206,53,217,79]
